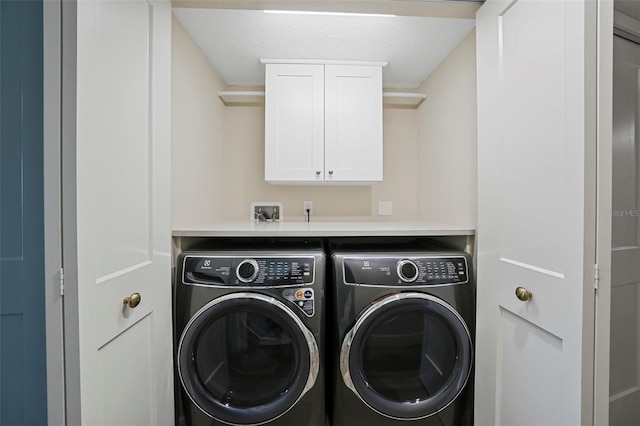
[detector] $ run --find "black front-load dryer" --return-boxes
[174,249,325,426]
[330,250,474,426]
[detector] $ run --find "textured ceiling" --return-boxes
[172,8,475,89]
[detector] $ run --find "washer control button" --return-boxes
[397,260,419,283]
[236,259,259,283]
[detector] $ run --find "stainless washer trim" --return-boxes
[178,292,319,426]
[340,292,472,421]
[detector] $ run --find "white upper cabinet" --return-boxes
[325,65,383,183]
[265,63,325,183]
[264,62,383,184]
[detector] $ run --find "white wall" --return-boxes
[170,15,477,226]
[417,30,477,227]
[373,107,420,222]
[171,15,226,228]
[221,104,419,221]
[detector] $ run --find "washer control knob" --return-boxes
[397,260,419,283]
[237,259,259,283]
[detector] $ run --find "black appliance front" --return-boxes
[341,293,472,421]
[178,293,318,425]
[175,250,325,426]
[331,252,475,426]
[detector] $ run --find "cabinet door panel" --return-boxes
[325,65,383,182]
[265,64,324,183]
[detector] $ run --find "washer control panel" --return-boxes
[343,255,469,286]
[182,256,315,287]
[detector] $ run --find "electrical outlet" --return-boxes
[303,201,313,216]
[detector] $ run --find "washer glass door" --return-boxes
[179,293,318,425]
[341,292,472,420]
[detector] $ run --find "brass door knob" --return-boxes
[123,293,141,308]
[515,287,533,301]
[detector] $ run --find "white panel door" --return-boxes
[476,0,596,424]
[609,32,640,425]
[324,65,383,183]
[65,0,173,424]
[264,63,325,183]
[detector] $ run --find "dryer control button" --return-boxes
[237,259,259,283]
[397,260,419,283]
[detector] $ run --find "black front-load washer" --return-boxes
[174,249,325,426]
[330,250,475,426]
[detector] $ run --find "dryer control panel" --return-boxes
[343,255,469,286]
[182,256,315,287]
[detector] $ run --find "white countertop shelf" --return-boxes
[172,221,475,238]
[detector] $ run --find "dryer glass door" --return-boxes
[341,292,472,420]
[178,293,318,425]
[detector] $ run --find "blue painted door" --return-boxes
[0,0,47,424]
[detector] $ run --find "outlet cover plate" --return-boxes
[378,201,393,216]
[303,201,313,215]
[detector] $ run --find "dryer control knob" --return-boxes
[397,260,419,283]
[237,259,259,283]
